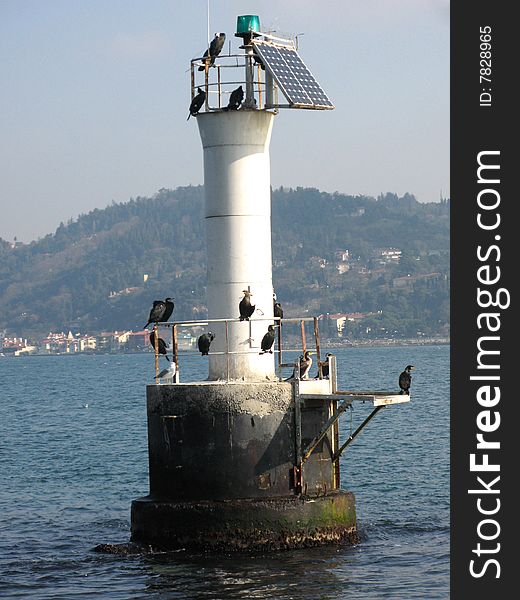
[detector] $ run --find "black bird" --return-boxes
[187,87,206,120]
[144,300,166,329]
[198,33,226,71]
[253,53,265,70]
[274,301,283,320]
[399,365,415,394]
[162,297,175,322]
[197,332,215,356]
[259,325,276,354]
[299,351,313,379]
[321,353,333,378]
[226,85,243,110]
[239,290,255,321]
[149,332,171,362]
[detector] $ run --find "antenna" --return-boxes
[207,0,210,46]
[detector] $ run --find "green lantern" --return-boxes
[235,15,260,38]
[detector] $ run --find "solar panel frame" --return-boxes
[252,41,334,110]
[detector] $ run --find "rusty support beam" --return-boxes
[333,405,385,462]
[301,398,352,464]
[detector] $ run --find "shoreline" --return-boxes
[2,337,450,358]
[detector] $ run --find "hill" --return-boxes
[0,186,449,340]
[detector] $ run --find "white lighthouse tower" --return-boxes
[198,109,276,380]
[194,15,334,381]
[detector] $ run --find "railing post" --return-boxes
[153,325,159,379]
[225,320,230,381]
[277,319,283,374]
[257,63,263,109]
[204,64,209,110]
[217,65,221,108]
[172,324,179,383]
[313,316,322,378]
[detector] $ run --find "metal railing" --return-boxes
[149,315,328,383]
[190,53,278,113]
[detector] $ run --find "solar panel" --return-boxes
[252,41,334,109]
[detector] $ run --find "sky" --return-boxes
[0,0,450,243]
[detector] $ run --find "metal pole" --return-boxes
[173,324,179,382]
[217,65,221,108]
[153,325,159,379]
[257,64,263,109]
[225,320,229,381]
[245,49,255,108]
[277,321,283,372]
[313,316,322,378]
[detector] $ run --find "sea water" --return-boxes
[0,345,449,599]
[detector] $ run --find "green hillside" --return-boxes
[0,186,449,340]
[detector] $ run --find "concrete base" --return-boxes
[131,491,358,552]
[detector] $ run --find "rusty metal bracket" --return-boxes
[332,405,385,462]
[300,398,352,465]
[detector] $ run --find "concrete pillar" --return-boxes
[197,110,276,381]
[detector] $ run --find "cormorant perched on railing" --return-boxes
[144,300,166,329]
[187,87,206,120]
[274,301,283,320]
[149,332,171,362]
[259,325,276,354]
[399,365,415,394]
[198,33,226,71]
[143,297,174,328]
[225,85,243,110]
[197,332,215,356]
[239,290,255,321]
[162,297,174,322]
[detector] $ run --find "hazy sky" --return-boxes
[0,0,449,243]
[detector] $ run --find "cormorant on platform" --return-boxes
[144,300,166,329]
[187,88,206,120]
[259,325,276,354]
[399,365,415,394]
[197,332,215,356]
[320,353,333,378]
[299,350,313,379]
[239,290,255,321]
[198,33,226,71]
[285,351,313,380]
[225,85,244,110]
[149,332,171,362]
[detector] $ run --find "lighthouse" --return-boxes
[129,15,409,552]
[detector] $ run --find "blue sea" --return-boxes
[0,345,449,599]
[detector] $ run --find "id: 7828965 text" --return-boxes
[480,25,492,107]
